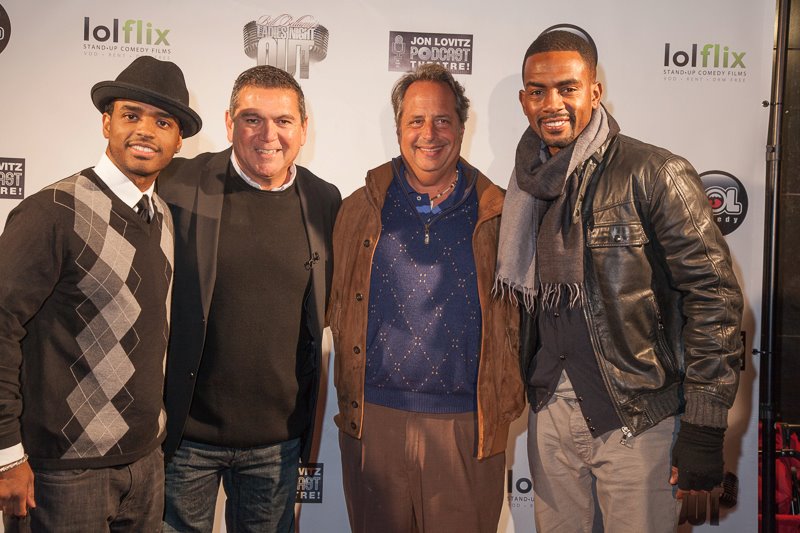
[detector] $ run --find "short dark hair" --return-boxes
[391,63,470,128]
[522,29,598,80]
[229,65,306,121]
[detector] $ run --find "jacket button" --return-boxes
[353,346,361,354]
[351,401,359,408]
[559,354,567,360]
[189,372,195,379]
[363,239,371,247]
[589,426,596,432]
[554,312,560,318]
[614,234,622,242]
[355,292,363,301]
[350,422,357,430]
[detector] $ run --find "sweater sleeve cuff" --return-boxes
[681,392,729,428]
[0,443,25,468]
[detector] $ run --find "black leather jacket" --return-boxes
[521,133,743,435]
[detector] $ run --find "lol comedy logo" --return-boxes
[700,171,748,235]
[0,3,11,56]
[242,14,329,78]
[507,469,534,508]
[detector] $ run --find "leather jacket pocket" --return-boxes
[647,294,679,377]
[587,222,649,248]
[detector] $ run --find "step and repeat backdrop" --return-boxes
[0,0,773,531]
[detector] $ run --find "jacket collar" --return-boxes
[364,156,504,222]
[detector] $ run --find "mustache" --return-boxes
[539,111,575,123]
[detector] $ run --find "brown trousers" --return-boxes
[339,402,506,533]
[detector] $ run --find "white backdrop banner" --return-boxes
[0,1,773,531]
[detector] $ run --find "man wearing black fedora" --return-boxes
[0,55,201,532]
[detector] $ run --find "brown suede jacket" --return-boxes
[327,158,525,459]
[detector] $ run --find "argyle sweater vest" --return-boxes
[0,169,173,470]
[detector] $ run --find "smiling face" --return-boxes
[103,99,183,191]
[226,86,308,189]
[519,50,602,155]
[397,80,464,193]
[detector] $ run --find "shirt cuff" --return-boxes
[0,443,25,467]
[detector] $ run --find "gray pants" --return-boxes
[4,447,164,533]
[528,396,679,533]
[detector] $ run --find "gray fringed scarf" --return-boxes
[494,105,620,312]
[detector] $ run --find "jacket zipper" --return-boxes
[620,425,634,448]
[576,154,633,436]
[419,167,475,245]
[581,295,632,434]
[651,298,678,375]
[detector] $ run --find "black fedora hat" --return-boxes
[91,55,202,138]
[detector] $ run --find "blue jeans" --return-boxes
[4,446,164,533]
[163,438,300,533]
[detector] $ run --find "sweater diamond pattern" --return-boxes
[364,179,481,413]
[49,176,143,458]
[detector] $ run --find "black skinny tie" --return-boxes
[135,195,151,223]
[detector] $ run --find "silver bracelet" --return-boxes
[0,454,28,473]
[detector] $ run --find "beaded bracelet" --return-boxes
[0,454,28,473]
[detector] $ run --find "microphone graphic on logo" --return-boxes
[392,35,405,67]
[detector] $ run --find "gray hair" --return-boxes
[391,63,469,128]
[229,65,306,121]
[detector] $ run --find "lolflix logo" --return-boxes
[0,3,11,56]
[296,463,323,503]
[506,469,534,508]
[663,41,748,83]
[0,158,24,199]
[243,14,329,79]
[82,16,172,59]
[700,170,748,235]
[664,43,745,69]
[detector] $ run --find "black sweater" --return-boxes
[184,172,312,447]
[0,169,173,469]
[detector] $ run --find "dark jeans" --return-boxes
[3,446,164,533]
[163,438,300,533]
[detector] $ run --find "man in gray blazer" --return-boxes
[158,65,341,533]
